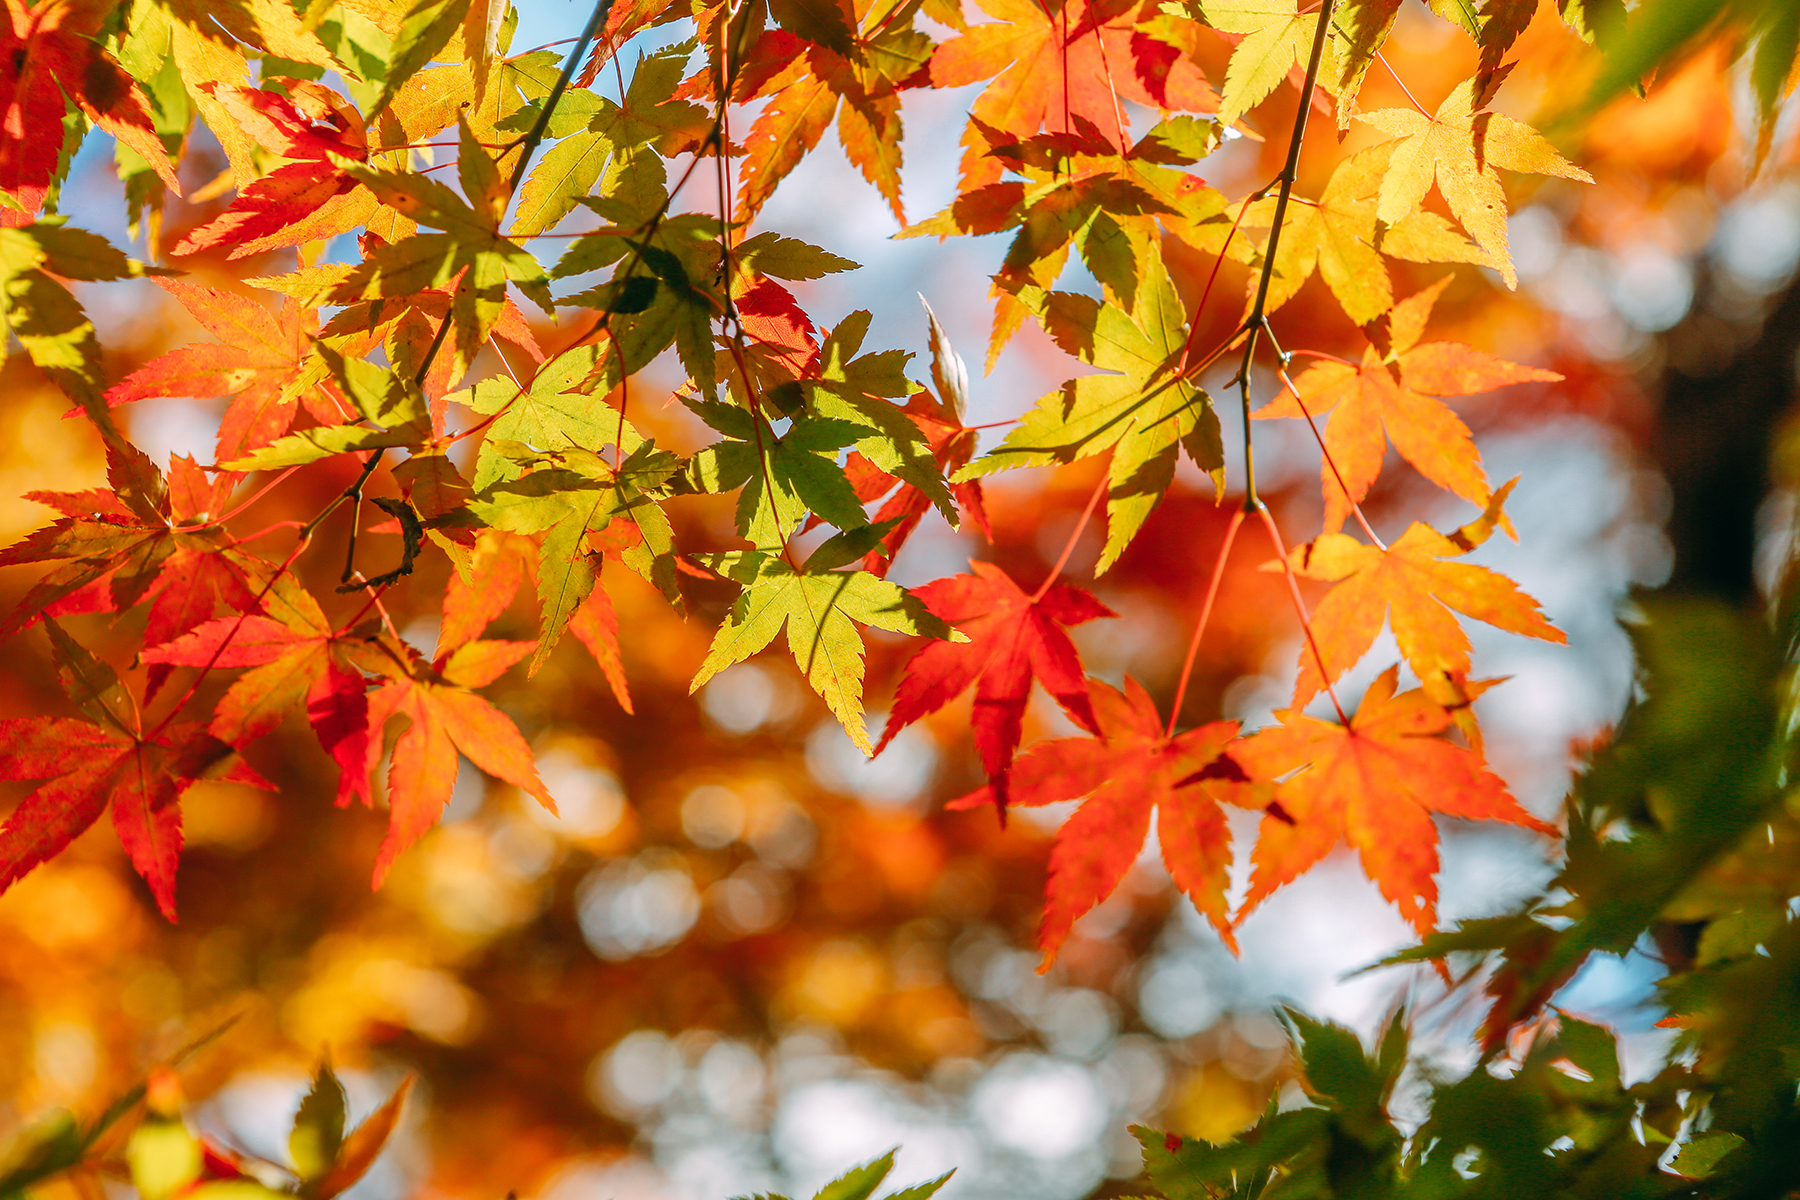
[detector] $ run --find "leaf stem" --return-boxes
[1377,49,1432,118]
[1234,0,1337,511]
[1166,506,1245,738]
[1256,322,1387,549]
[1276,364,1387,550]
[1255,502,1348,725]
[1031,463,1112,602]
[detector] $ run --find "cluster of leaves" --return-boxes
[1130,590,1800,1196]
[0,0,1590,959]
[6,0,1800,1192]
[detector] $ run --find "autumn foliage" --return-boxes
[4,0,1800,1194]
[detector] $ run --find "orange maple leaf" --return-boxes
[1276,479,1565,709]
[106,279,336,460]
[928,0,1218,187]
[950,678,1248,964]
[362,640,554,886]
[1253,278,1561,534]
[1232,665,1557,937]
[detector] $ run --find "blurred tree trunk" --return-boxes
[1655,266,1800,603]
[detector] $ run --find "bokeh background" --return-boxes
[2,2,1792,1199]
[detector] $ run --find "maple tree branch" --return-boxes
[1255,502,1348,725]
[1167,506,1246,738]
[1233,0,1337,510]
[505,0,619,193]
[1031,462,1112,602]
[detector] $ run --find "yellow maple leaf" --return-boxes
[1359,78,1593,287]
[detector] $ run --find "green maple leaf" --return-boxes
[508,41,711,239]
[554,213,725,393]
[223,348,431,470]
[959,256,1221,571]
[684,401,869,547]
[805,312,955,522]
[1196,0,1344,128]
[455,343,646,491]
[0,222,150,413]
[337,118,553,379]
[691,533,962,752]
[468,442,679,669]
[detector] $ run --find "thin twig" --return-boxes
[1233,0,1338,511]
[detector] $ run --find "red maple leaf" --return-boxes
[0,624,264,919]
[141,572,377,806]
[0,0,178,222]
[1231,665,1557,937]
[877,561,1114,805]
[1253,279,1561,534]
[949,677,1247,963]
[3,451,257,692]
[171,73,463,258]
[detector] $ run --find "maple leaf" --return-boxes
[686,400,872,546]
[928,0,1218,187]
[0,0,179,222]
[0,622,261,919]
[1240,142,1492,328]
[1274,480,1565,710]
[1,452,257,690]
[334,118,553,379]
[170,79,367,258]
[361,639,553,886]
[1231,665,1556,936]
[512,39,710,237]
[1359,78,1594,287]
[0,221,155,412]
[948,677,1247,963]
[732,22,933,223]
[802,311,956,524]
[876,561,1115,806]
[1327,0,1401,129]
[1252,278,1561,534]
[469,442,679,672]
[105,279,329,461]
[1198,0,1345,129]
[221,349,432,472]
[960,254,1221,570]
[692,530,961,753]
[141,569,376,806]
[831,299,991,573]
